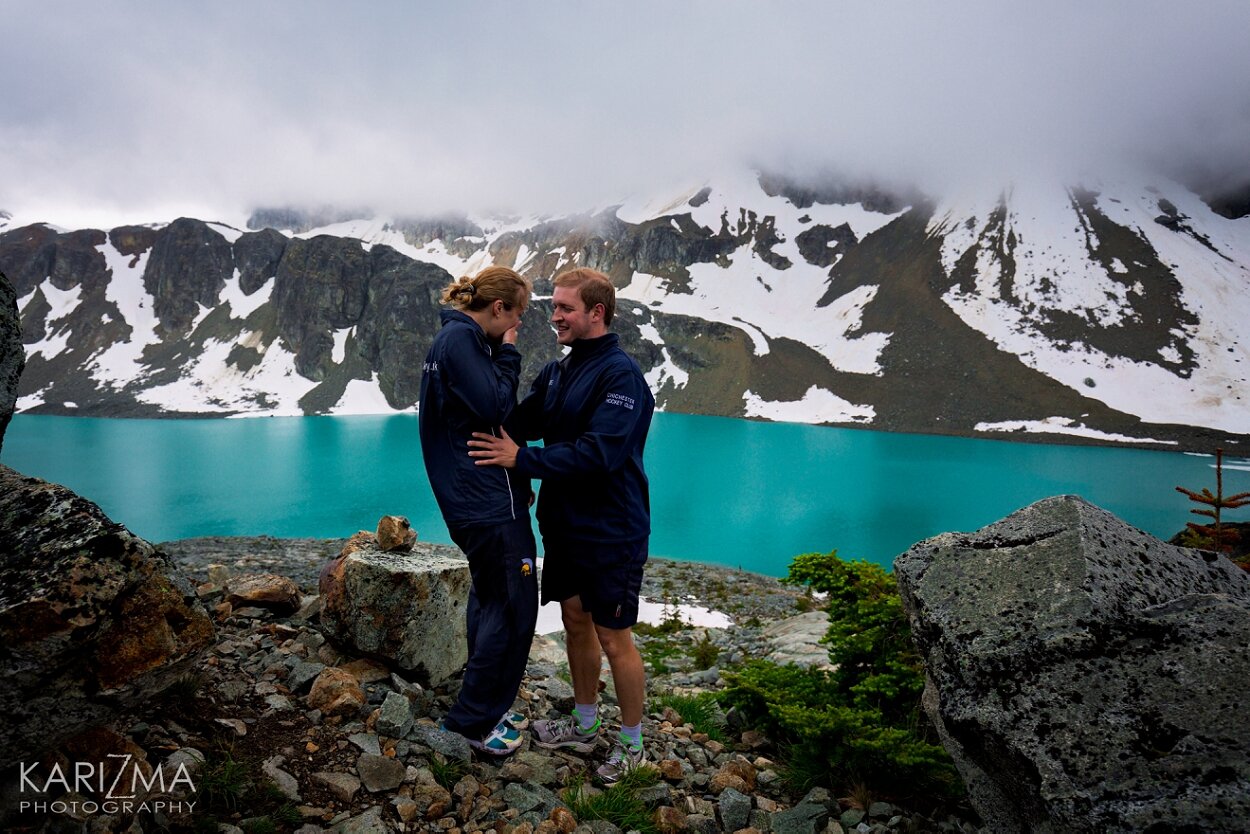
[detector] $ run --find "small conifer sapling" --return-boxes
[1175,448,1250,568]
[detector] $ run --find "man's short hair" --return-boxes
[553,268,616,326]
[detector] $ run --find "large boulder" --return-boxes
[895,495,1250,833]
[0,268,24,452]
[319,536,470,685]
[0,465,215,766]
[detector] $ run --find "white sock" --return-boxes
[620,722,643,749]
[574,702,599,732]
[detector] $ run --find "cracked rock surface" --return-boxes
[896,494,1250,833]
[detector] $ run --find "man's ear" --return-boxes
[591,303,606,322]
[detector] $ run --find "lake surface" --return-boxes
[3,413,1246,577]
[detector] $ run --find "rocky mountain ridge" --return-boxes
[2,170,1247,453]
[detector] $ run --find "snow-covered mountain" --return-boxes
[1,170,1246,453]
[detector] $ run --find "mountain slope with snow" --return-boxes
[1,170,1246,453]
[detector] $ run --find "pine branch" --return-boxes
[1175,486,1219,505]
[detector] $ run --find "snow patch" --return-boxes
[974,417,1178,446]
[90,243,158,386]
[743,385,875,424]
[221,270,272,320]
[207,222,244,243]
[41,281,83,320]
[534,579,731,635]
[619,269,888,373]
[140,335,317,416]
[331,327,353,365]
[23,273,84,359]
[328,373,415,416]
[645,348,689,397]
[514,244,532,269]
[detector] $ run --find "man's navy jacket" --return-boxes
[509,333,655,544]
[419,309,529,529]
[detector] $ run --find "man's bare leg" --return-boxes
[560,596,603,706]
[595,624,645,728]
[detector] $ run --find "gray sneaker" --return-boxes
[532,713,601,752]
[595,736,646,784]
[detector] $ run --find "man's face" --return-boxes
[551,285,599,345]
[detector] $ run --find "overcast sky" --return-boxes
[2,1,1249,228]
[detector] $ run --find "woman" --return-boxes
[418,265,537,756]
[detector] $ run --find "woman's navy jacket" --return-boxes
[508,333,654,544]
[419,309,529,529]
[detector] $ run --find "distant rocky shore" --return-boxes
[159,536,812,626]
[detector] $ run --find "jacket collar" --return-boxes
[440,309,476,328]
[568,332,618,364]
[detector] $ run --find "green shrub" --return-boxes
[691,632,720,671]
[720,550,962,800]
[786,550,923,721]
[637,634,681,674]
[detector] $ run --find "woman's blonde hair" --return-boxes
[440,266,531,312]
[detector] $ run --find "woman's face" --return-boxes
[488,291,527,338]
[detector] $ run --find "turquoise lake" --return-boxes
[3,413,1246,577]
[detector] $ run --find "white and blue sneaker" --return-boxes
[500,709,529,730]
[468,719,523,757]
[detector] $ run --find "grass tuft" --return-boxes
[429,753,470,791]
[653,691,727,742]
[563,771,660,834]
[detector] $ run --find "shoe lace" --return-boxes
[549,714,577,735]
[559,712,599,735]
[607,738,642,766]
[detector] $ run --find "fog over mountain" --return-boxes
[3,3,1248,453]
[2,2,1250,226]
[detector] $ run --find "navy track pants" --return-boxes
[442,515,538,740]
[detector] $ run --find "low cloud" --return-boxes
[2,1,1248,227]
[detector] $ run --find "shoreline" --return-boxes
[159,536,812,631]
[16,407,1249,454]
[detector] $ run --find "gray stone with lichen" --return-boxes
[0,465,215,766]
[319,541,471,684]
[895,494,1250,833]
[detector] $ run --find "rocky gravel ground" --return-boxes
[5,538,982,834]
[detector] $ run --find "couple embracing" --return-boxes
[418,266,655,783]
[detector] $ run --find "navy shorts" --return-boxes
[540,537,648,629]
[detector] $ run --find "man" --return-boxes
[468,267,655,783]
